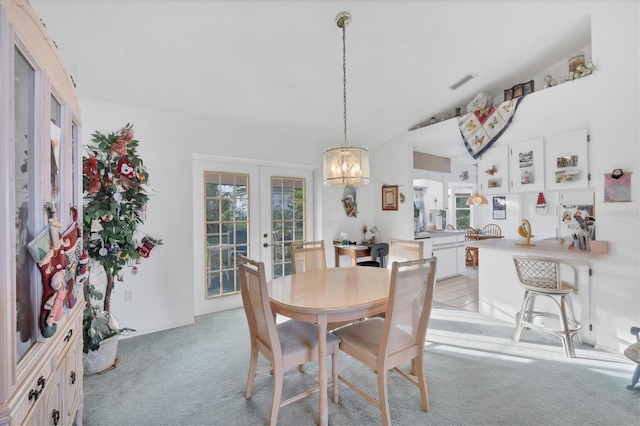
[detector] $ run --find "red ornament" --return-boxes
[118,159,135,179]
[83,154,100,194]
[536,192,547,206]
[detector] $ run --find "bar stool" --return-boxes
[512,256,581,358]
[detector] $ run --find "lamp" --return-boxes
[322,11,370,186]
[369,226,379,244]
[466,163,488,205]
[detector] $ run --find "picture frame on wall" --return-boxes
[382,185,398,211]
[493,196,506,220]
[504,80,534,101]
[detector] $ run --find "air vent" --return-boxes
[449,73,476,90]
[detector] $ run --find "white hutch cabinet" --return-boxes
[1,1,83,424]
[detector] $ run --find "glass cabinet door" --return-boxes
[14,47,38,362]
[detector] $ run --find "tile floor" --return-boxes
[433,267,479,312]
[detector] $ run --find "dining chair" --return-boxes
[291,240,326,273]
[482,223,502,235]
[624,326,640,390]
[512,256,581,358]
[387,238,424,268]
[333,257,438,426]
[237,255,340,424]
[357,243,389,268]
[464,228,479,267]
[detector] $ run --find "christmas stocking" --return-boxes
[37,245,67,337]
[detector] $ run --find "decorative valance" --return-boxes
[459,96,524,159]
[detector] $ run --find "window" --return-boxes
[204,172,248,298]
[454,190,472,229]
[271,177,306,279]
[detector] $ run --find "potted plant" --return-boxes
[81,124,161,373]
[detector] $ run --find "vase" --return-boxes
[83,334,119,374]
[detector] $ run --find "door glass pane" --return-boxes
[72,121,79,206]
[15,48,37,361]
[271,177,306,279]
[50,95,62,212]
[204,172,248,298]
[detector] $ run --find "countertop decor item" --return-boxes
[516,219,535,246]
[322,11,370,186]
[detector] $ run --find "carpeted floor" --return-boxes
[82,308,640,425]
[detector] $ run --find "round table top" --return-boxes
[268,266,391,314]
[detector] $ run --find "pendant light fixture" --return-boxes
[466,163,488,205]
[322,11,370,186]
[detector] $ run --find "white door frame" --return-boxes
[192,154,315,316]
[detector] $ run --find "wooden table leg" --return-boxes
[317,315,328,426]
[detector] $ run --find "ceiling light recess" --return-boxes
[450,72,477,90]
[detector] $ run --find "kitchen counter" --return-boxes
[471,237,609,346]
[468,238,608,259]
[414,230,465,240]
[415,231,466,280]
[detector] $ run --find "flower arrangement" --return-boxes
[82,124,161,354]
[567,62,597,81]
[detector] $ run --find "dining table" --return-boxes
[268,266,392,426]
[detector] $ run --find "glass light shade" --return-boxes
[322,145,370,186]
[466,192,488,205]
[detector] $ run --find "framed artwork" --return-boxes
[604,172,632,202]
[381,185,398,211]
[492,196,506,220]
[504,80,534,101]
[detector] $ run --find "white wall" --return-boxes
[588,0,640,351]
[80,99,330,334]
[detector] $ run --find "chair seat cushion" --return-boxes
[522,280,576,294]
[277,320,340,358]
[625,342,640,364]
[333,317,385,360]
[357,260,381,267]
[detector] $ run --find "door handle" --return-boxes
[263,242,271,248]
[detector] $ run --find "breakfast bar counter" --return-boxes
[469,238,609,346]
[467,238,608,259]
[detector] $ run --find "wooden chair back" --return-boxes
[291,240,326,274]
[387,238,423,269]
[237,255,281,360]
[383,257,437,361]
[465,227,479,241]
[482,224,502,236]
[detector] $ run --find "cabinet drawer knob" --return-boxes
[28,376,46,401]
[70,371,76,384]
[64,329,73,342]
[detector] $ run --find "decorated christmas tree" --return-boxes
[82,124,161,352]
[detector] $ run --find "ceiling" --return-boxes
[30,0,601,163]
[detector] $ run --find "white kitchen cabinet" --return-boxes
[478,144,509,194]
[545,128,590,190]
[509,136,545,193]
[0,1,83,424]
[430,232,466,280]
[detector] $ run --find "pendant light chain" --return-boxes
[342,23,348,146]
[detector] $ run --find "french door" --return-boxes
[193,155,314,315]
